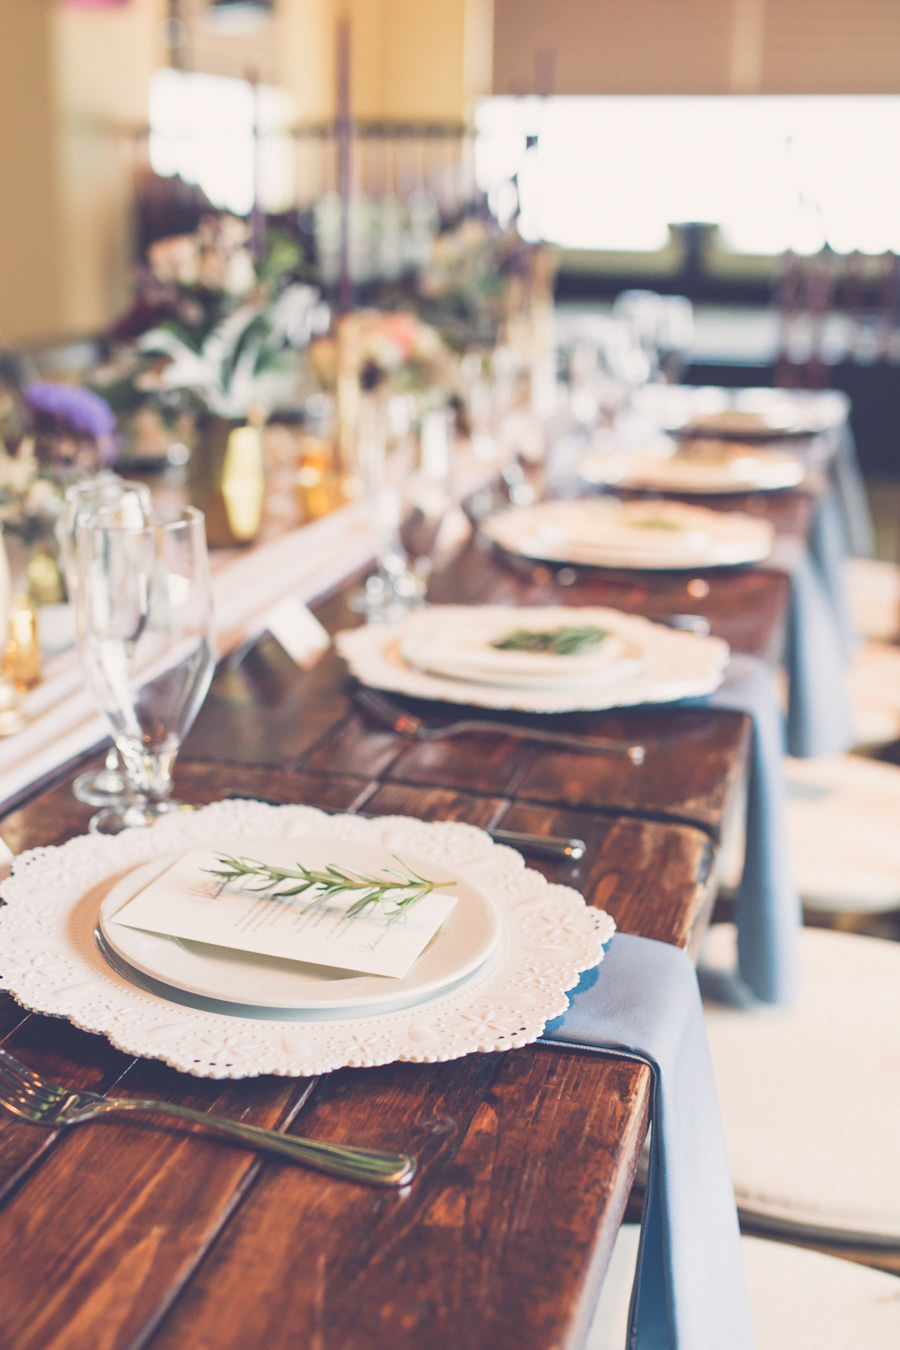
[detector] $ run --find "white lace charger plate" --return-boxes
[97,837,501,1014]
[335,604,730,713]
[0,800,613,1080]
[578,443,805,495]
[480,498,774,571]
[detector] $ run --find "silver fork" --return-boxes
[356,686,645,764]
[0,1046,415,1187]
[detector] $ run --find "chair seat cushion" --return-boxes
[700,924,900,1244]
[719,753,900,914]
[849,641,900,746]
[845,557,900,643]
[588,1224,900,1350]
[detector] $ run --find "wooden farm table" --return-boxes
[0,483,813,1350]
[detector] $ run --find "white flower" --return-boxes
[24,479,62,516]
[223,248,257,296]
[148,235,200,286]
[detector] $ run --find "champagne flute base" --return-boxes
[89,799,191,836]
[348,562,426,623]
[73,766,130,806]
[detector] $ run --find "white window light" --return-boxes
[475,96,900,257]
[148,68,295,219]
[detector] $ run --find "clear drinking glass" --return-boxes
[352,398,457,619]
[58,475,153,805]
[74,504,217,834]
[397,405,455,597]
[656,295,695,384]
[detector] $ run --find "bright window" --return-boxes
[475,96,900,256]
[148,68,295,218]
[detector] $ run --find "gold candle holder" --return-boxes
[4,599,41,691]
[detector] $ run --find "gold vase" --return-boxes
[188,415,266,548]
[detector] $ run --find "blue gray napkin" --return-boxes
[808,487,857,658]
[542,932,754,1350]
[830,427,874,559]
[681,653,801,1005]
[781,544,854,758]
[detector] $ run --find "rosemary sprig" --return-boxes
[490,624,610,656]
[631,515,684,531]
[203,853,453,921]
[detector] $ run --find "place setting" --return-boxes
[334,602,731,716]
[477,496,776,573]
[631,384,850,442]
[0,797,612,1080]
[577,436,807,497]
[473,488,854,766]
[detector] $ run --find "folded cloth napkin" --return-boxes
[542,933,754,1350]
[765,534,854,759]
[830,426,874,559]
[807,488,857,658]
[781,545,854,759]
[682,653,802,1006]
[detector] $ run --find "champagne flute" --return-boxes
[74,505,216,834]
[398,405,457,596]
[58,475,153,805]
[351,392,421,619]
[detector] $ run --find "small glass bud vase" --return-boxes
[188,413,266,548]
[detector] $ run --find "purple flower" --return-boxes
[24,382,116,440]
[24,381,117,465]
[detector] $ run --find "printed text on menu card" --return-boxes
[110,848,459,978]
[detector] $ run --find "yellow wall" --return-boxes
[276,0,491,123]
[0,1,63,345]
[0,0,163,345]
[52,0,164,336]
[276,0,340,122]
[0,0,488,344]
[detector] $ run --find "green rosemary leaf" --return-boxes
[203,852,453,921]
[490,624,610,656]
[631,515,684,531]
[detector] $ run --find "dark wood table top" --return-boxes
[0,482,812,1350]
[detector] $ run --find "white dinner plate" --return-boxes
[627,385,847,440]
[650,388,847,440]
[578,442,805,495]
[336,604,730,713]
[481,498,774,570]
[680,409,800,438]
[400,615,646,690]
[98,836,502,1017]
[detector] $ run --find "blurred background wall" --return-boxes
[3,0,900,346]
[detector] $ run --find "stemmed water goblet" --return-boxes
[353,397,454,620]
[58,475,153,805]
[655,295,695,384]
[73,504,217,834]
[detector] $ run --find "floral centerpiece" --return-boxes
[0,382,117,608]
[309,309,460,405]
[23,381,117,474]
[94,213,321,430]
[91,213,323,544]
[0,436,65,553]
[395,217,529,355]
